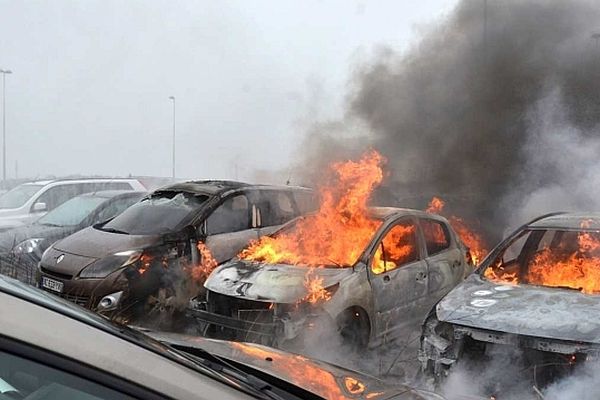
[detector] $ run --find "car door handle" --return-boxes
[383,275,391,282]
[416,272,427,281]
[452,261,461,268]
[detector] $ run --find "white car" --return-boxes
[0,178,145,230]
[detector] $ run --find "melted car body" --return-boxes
[419,212,600,389]
[190,207,472,349]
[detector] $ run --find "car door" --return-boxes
[367,217,428,343]
[203,193,259,263]
[419,217,464,307]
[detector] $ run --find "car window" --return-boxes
[421,219,451,256]
[259,191,297,227]
[34,185,79,211]
[0,184,43,209]
[37,196,107,227]
[103,192,208,235]
[80,182,133,192]
[206,194,251,235]
[293,191,317,214]
[372,220,418,274]
[95,196,141,223]
[0,351,134,399]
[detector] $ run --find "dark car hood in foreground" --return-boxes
[53,226,162,258]
[205,259,353,304]
[145,331,443,400]
[437,274,600,344]
[0,223,74,253]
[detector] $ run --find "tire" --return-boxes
[337,308,370,351]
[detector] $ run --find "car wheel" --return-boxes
[336,307,370,351]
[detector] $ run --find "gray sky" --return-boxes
[0,0,456,182]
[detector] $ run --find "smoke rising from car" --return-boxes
[293,0,600,241]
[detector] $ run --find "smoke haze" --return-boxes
[296,0,600,240]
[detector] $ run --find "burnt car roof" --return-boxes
[368,206,448,221]
[528,212,600,230]
[157,180,311,196]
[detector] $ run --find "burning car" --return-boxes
[419,212,600,389]
[36,180,315,318]
[189,152,473,349]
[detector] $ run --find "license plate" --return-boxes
[41,276,64,293]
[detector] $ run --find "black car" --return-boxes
[0,191,145,283]
[37,180,316,319]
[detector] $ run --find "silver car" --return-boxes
[0,274,442,400]
[190,207,472,349]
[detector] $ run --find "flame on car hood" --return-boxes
[204,259,353,304]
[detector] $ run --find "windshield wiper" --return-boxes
[173,346,290,400]
[39,222,62,227]
[100,227,129,234]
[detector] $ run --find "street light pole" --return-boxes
[169,96,175,180]
[0,69,12,182]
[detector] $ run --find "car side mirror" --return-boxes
[33,202,47,213]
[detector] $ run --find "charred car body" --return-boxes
[36,180,315,318]
[420,212,600,387]
[190,207,472,348]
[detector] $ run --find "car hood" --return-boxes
[0,224,74,252]
[52,226,162,258]
[145,331,443,400]
[205,259,354,304]
[437,274,600,344]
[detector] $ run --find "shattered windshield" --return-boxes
[101,192,208,235]
[484,227,600,293]
[0,184,42,209]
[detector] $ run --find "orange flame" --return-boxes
[190,242,219,282]
[426,197,488,265]
[231,342,369,400]
[486,221,600,294]
[240,150,385,267]
[303,268,333,304]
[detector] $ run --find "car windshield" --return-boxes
[37,196,106,227]
[484,227,600,294]
[0,184,43,209]
[101,192,208,235]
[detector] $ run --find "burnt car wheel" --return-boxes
[337,307,370,351]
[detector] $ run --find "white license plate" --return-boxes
[41,276,64,293]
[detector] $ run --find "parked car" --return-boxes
[190,207,472,349]
[419,212,600,389]
[0,274,443,400]
[37,180,316,318]
[0,190,146,264]
[0,178,146,230]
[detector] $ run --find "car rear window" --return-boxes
[101,192,208,235]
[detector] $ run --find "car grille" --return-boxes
[59,293,90,307]
[40,266,73,280]
[208,291,273,321]
[41,288,90,307]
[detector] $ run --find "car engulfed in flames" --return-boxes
[188,151,473,349]
[419,212,600,390]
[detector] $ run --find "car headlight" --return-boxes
[12,238,45,255]
[79,250,143,279]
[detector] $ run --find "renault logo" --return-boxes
[56,254,65,264]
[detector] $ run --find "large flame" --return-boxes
[486,221,600,294]
[239,150,385,267]
[426,197,488,265]
[190,242,219,282]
